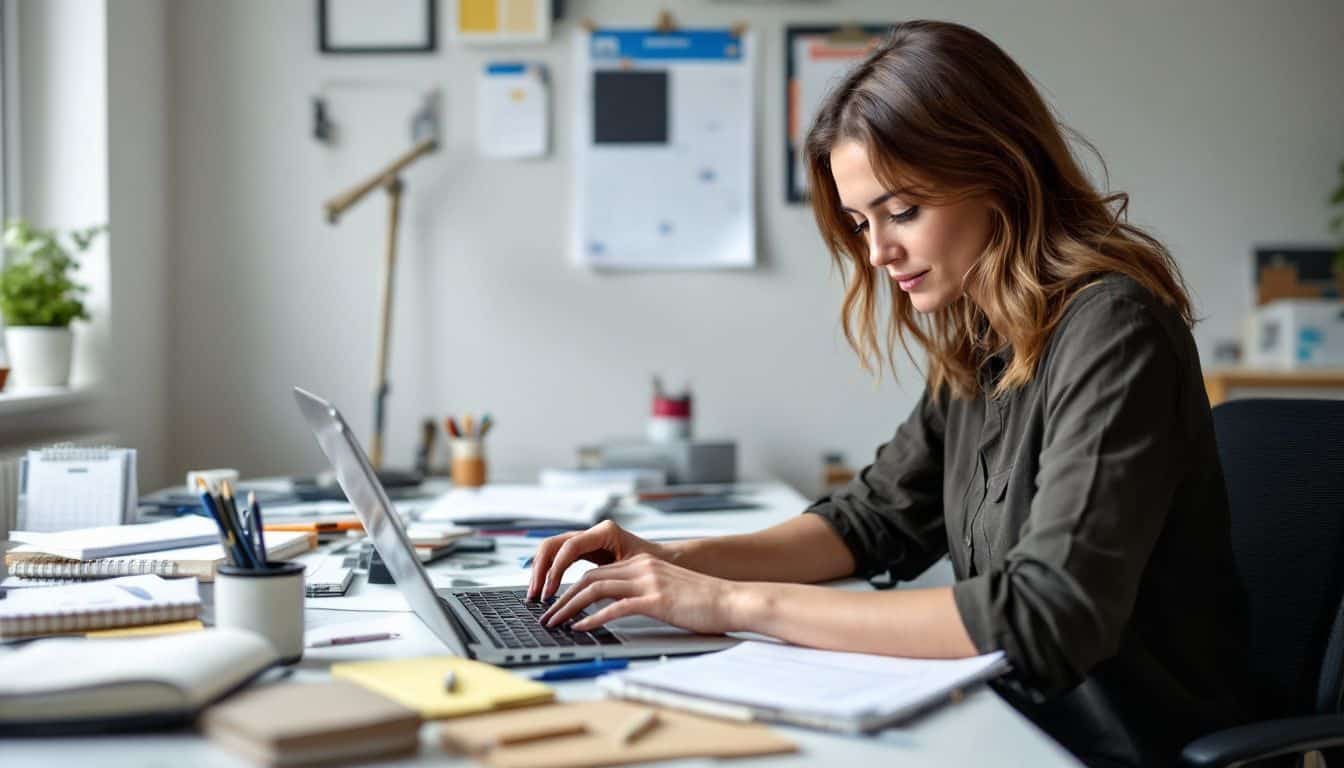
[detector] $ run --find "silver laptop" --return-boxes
[294,387,737,666]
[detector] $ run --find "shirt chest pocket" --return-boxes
[970,466,1014,567]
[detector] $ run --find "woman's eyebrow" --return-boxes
[840,190,905,214]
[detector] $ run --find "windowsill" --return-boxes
[0,385,94,417]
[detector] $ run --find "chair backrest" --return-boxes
[1212,398,1344,718]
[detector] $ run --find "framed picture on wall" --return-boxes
[318,0,438,54]
[785,25,888,203]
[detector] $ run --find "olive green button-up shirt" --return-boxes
[807,274,1251,761]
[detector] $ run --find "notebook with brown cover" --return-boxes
[200,680,422,767]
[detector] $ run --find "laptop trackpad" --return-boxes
[590,599,693,636]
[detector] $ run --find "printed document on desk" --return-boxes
[419,485,615,527]
[600,640,1009,733]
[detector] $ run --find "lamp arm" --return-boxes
[322,138,437,223]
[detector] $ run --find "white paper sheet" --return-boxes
[477,62,548,158]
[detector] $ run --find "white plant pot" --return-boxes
[3,326,73,389]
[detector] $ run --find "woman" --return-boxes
[529,20,1250,767]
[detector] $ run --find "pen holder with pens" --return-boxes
[450,437,488,488]
[214,561,306,664]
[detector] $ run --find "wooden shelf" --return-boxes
[1204,368,1344,406]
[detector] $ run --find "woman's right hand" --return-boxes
[526,520,670,601]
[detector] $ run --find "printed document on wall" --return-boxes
[478,62,549,158]
[573,28,756,270]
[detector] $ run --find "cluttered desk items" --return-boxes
[439,699,797,768]
[0,574,200,639]
[600,640,1009,734]
[0,627,277,735]
[294,386,737,666]
[200,680,422,767]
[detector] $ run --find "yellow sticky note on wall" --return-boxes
[330,656,553,719]
[458,0,498,33]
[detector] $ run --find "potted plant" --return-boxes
[0,219,104,389]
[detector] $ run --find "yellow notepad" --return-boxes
[86,619,205,638]
[330,656,553,719]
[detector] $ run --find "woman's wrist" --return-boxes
[725,581,776,634]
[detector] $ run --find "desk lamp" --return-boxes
[322,136,436,474]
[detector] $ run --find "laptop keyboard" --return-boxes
[456,589,623,650]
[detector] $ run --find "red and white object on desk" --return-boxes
[648,379,692,443]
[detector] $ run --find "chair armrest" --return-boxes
[1180,714,1344,767]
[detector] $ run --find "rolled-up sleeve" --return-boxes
[952,293,1182,694]
[805,386,949,581]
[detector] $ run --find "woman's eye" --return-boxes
[890,206,919,224]
[850,219,869,235]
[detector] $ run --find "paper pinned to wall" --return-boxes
[573,28,756,270]
[477,63,549,158]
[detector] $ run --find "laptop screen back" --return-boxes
[292,387,467,656]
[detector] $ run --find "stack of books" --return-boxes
[4,517,315,583]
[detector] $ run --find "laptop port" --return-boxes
[505,656,513,662]
[521,654,531,661]
[559,652,575,659]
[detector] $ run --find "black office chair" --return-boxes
[1180,399,1344,768]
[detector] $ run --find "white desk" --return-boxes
[3,481,1081,767]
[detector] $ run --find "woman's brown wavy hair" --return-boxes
[805,20,1192,399]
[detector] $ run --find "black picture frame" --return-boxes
[784,25,889,203]
[318,0,437,55]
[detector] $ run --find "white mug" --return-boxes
[213,561,305,663]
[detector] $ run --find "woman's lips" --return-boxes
[895,269,930,291]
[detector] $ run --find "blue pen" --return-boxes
[523,529,569,538]
[520,555,535,568]
[531,658,629,681]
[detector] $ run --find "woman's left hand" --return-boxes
[538,553,748,635]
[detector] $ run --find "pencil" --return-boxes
[463,414,475,437]
[195,478,239,567]
[249,491,268,566]
[618,709,659,744]
[219,480,259,568]
[445,416,460,438]
[479,413,493,437]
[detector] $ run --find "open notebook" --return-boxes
[0,627,277,734]
[599,640,1009,734]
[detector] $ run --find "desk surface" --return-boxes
[3,481,1081,767]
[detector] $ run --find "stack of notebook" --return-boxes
[5,518,315,582]
[201,681,422,767]
[0,627,277,734]
[0,574,202,640]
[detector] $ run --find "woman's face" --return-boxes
[829,140,993,313]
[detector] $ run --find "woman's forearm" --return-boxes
[730,583,979,658]
[664,514,856,583]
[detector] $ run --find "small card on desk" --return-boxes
[439,699,796,768]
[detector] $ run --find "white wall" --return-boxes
[165,0,1344,497]
[2,0,169,490]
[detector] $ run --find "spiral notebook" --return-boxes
[0,574,201,640]
[18,445,138,532]
[4,529,316,582]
